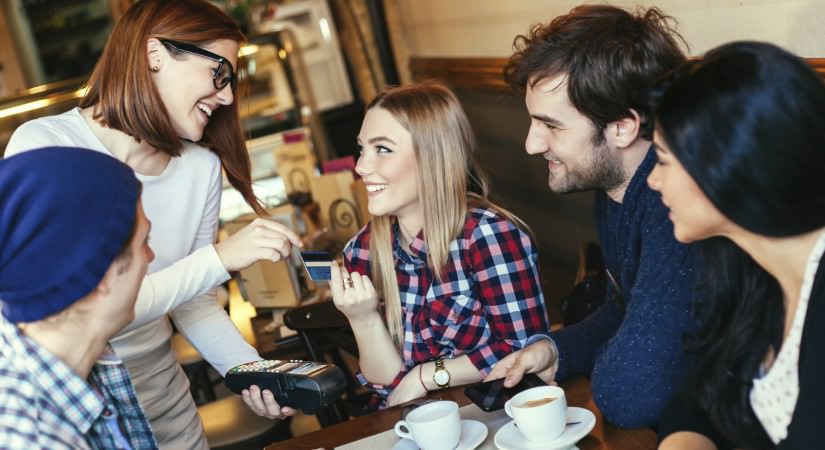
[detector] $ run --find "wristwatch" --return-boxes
[432,358,450,388]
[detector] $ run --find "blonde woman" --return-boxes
[330,83,549,407]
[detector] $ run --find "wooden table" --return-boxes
[265,377,656,450]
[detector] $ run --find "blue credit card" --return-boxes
[299,251,333,281]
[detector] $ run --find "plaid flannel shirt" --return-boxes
[345,207,549,400]
[0,316,157,450]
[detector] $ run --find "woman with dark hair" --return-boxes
[648,41,825,449]
[328,83,548,407]
[5,0,302,447]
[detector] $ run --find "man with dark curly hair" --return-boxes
[487,4,698,428]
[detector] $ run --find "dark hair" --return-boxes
[654,41,825,236]
[80,0,264,214]
[652,41,825,449]
[686,238,782,449]
[505,4,686,141]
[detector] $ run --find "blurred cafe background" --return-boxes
[1,0,822,446]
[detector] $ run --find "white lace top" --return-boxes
[750,231,825,444]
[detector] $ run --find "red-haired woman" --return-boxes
[5,0,300,447]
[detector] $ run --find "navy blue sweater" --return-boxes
[550,148,696,428]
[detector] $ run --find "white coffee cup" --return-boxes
[504,385,567,442]
[394,400,461,450]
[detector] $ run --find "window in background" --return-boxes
[7,0,114,85]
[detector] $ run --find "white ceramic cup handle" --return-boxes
[394,420,413,440]
[504,400,514,419]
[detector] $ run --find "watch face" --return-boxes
[434,369,450,385]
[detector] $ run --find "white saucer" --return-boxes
[493,406,596,450]
[393,419,488,450]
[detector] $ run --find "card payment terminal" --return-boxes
[224,359,347,414]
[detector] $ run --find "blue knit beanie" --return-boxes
[0,147,140,323]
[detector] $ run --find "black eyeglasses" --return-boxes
[160,39,237,90]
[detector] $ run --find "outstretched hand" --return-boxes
[485,339,559,387]
[215,217,303,272]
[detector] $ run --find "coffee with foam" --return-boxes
[519,397,557,408]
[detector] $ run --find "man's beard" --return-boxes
[547,135,625,194]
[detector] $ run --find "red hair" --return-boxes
[80,0,263,213]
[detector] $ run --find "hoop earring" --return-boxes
[151,65,160,72]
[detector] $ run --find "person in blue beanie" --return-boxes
[0,147,157,449]
[485,5,697,428]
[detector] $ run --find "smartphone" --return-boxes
[299,251,333,281]
[463,373,548,412]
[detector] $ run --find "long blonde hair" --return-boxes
[366,82,530,348]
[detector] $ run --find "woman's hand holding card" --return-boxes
[329,261,380,323]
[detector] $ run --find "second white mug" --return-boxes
[504,385,567,442]
[394,400,461,450]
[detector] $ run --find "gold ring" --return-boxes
[343,278,354,289]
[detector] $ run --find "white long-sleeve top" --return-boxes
[4,108,259,375]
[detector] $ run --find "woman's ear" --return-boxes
[146,38,163,72]
[608,108,642,149]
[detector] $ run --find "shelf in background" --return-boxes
[32,16,111,44]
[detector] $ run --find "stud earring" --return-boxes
[151,65,160,72]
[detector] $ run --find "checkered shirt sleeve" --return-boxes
[90,358,157,449]
[457,209,548,370]
[345,208,549,401]
[0,317,157,449]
